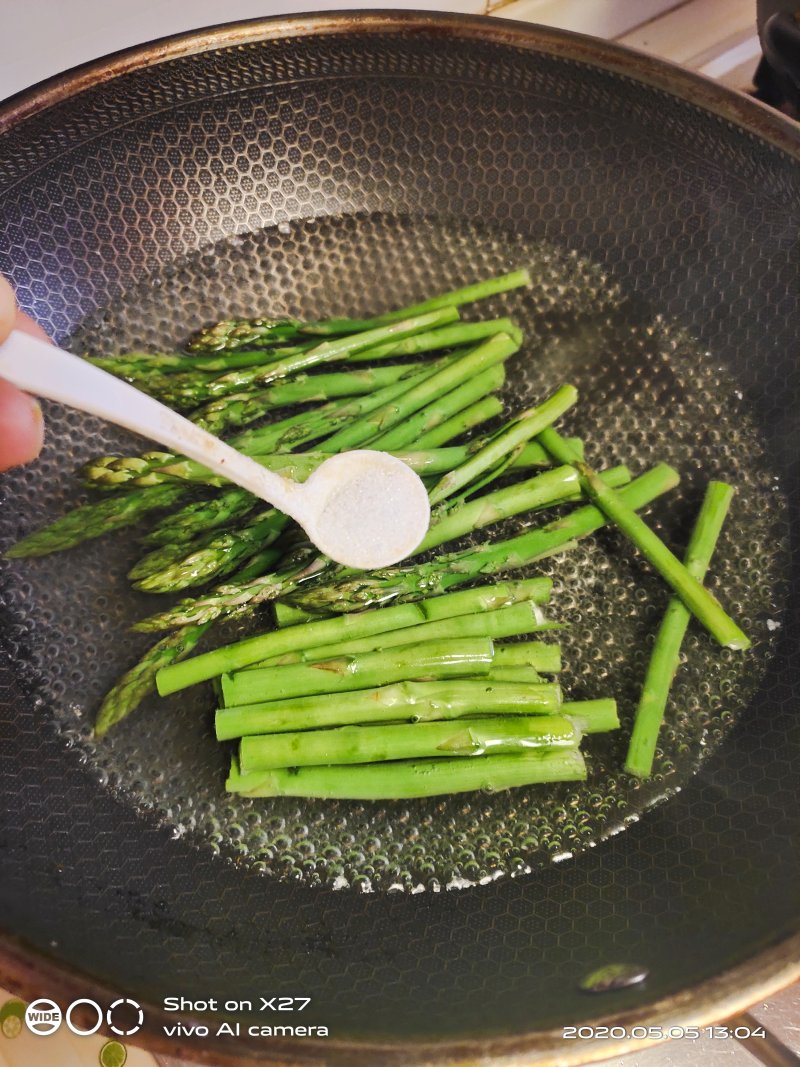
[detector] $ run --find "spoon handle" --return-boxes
[0,329,310,522]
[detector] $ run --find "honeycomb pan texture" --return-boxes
[0,18,798,1056]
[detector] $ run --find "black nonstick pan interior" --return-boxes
[0,13,798,1065]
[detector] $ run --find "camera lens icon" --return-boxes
[24,999,62,1036]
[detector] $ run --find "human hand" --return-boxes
[0,275,47,471]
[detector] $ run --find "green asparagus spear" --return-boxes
[188,362,427,435]
[428,386,578,504]
[156,578,551,692]
[217,680,564,739]
[286,464,680,613]
[625,482,735,777]
[247,600,554,668]
[412,396,503,448]
[346,318,522,362]
[94,622,212,737]
[300,269,531,335]
[225,747,587,799]
[239,714,578,773]
[140,487,259,547]
[365,366,506,451]
[538,429,749,650]
[88,342,316,378]
[220,637,496,705]
[187,317,303,352]
[168,307,460,405]
[95,546,283,734]
[133,510,290,593]
[321,333,518,452]
[5,483,186,558]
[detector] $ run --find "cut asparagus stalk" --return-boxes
[322,333,518,452]
[563,699,620,734]
[219,637,496,705]
[156,578,551,693]
[216,679,563,740]
[493,642,562,674]
[347,317,522,362]
[225,747,587,799]
[538,428,749,650]
[300,269,531,335]
[164,306,461,405]
[249,600,553,669]
[429,385,578,504]
[239,714,579,773]
[287,464,680,614]
[625,481,735,777]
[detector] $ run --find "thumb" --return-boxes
[0,275,48,471]
[0,378,44,471]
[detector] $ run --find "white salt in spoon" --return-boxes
[0,330,430,568]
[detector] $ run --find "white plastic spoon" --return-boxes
[0,330,431,569]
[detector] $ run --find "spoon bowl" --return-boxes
[299,450,431,569]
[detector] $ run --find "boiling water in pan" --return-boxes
[1,214,789,891]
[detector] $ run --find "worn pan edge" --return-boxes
[0,10,797,1065]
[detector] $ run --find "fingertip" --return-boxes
[0,379,45,471]
[0,276,16,341]
[14,309,51,344]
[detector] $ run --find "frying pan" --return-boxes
[0,11,798,1066]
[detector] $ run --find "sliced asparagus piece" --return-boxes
[216,679,563,739]
[156,578,551,693]
[225,747,587,799]
[220,637,496,705]
[300,269,531,335]
[625,481,735,777]
[248,600,553,669]
[239,714,579,772]
[287,464,680,614]
[429,385,578,504]
[538,428,749,650]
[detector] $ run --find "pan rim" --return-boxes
[0,10,797,1065]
